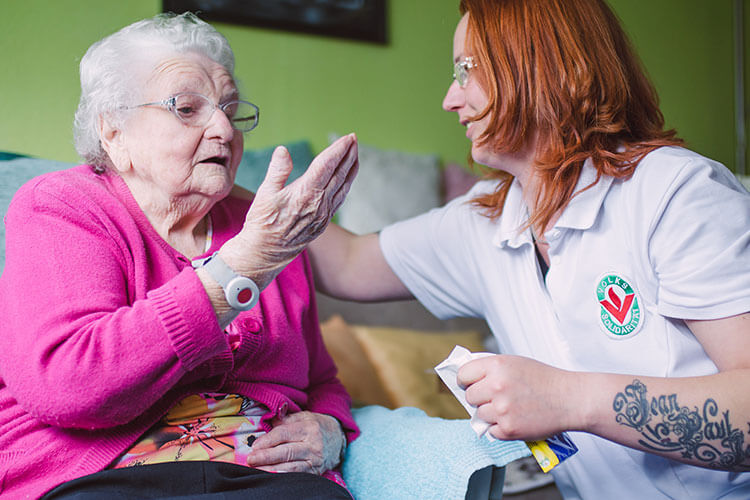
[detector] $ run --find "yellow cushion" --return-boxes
[320,315,392,408]
[321,314,486,419]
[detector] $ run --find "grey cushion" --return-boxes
[329,134,441,235]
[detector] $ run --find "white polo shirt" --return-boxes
[380,147,750,500]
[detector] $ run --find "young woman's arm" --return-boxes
[308,223,412,302]
[459,312,750,472]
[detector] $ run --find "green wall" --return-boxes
[0,0,738,171]
[613,1,736,172]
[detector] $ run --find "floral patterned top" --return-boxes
[112,393,266,467]
[112,392,347,488]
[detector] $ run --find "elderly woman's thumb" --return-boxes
[260,146,294,192]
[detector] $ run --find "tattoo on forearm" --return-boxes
[612,379,750,469]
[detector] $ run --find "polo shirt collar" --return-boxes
[494,159,614,248]
[494,177,532,249]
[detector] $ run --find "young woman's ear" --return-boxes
[98,114,131,173]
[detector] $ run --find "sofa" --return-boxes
[10,141,746,499]
[0,143,532,500]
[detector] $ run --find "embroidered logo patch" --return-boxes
[595,273,643,339]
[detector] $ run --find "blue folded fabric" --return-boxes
[343,406,531,500]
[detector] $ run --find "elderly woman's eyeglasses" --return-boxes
[130,93,260,132]
[453,57,478,87]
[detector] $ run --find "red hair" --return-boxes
[459,0,682,231]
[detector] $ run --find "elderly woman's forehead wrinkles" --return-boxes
[146,57,236,99]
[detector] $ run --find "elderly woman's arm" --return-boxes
[198,134,359,327]
[0,136,358,431]
[246,254,357,473]
[197,137,360,473]
[0,174,226,429]
[219,134,408,305]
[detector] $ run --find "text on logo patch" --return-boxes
[595,273,642,338]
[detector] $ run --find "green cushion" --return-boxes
[0,152,27,161]
[235,141,314,192]
[0,156,75,273]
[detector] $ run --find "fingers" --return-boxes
[247,440,312,469]
[333,134,358,187]
[250,425,294,451]
[224,135,358,289]
[253,460,316,473]
[277,135,358,241]
[303,133,357,191]
[245,411,343,475]
[256,146,294,194]
[247,441,324,475]
[478,405,527,441]
[328,149,359,214]
[461,357,502,407]
[457,358,489,388]
[246,413,325,474]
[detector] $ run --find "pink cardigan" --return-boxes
[0,165,357,499]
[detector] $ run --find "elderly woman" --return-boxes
[0,13,358,500]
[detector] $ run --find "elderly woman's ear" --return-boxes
[98,114,131,172]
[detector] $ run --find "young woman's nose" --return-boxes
[442,80,464,112]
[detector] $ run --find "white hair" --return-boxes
[73,12,235,167]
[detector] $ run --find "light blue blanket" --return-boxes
[343,406,531,500]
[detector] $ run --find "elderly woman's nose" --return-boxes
[205,107,236,140]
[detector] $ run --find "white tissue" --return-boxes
[434,345,496,440]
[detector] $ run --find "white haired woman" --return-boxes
[0,12,358,499]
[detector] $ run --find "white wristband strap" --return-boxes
[194,252,260,311]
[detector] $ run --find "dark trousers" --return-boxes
[42,461,353,500]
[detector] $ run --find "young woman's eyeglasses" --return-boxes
[130,93,260,132]
[453,57,478,87]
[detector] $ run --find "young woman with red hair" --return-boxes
[311,0,750,498]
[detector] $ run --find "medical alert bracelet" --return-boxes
[193,251,259,311]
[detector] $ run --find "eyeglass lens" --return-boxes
[454,63,469,87]
[171,94,259,132]
[453,57,476,87]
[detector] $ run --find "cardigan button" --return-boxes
[246,319,261,333]
[278,402,289,417]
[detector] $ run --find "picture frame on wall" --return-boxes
[163,0,388,44]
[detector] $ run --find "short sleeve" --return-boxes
[647,157,750,319]
[379,186,493,320]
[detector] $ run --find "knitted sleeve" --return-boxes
[298,252,359,441]
[0,171,230,430]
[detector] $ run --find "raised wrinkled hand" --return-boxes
[222,134,358,289]
[246,411,346,474]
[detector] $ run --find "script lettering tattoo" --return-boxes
[612,379,750,470]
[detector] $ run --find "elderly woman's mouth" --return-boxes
[199,156,229,167]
